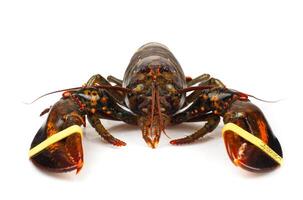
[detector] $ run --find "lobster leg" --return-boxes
[185,75,225,106]
[85,74,137,145]
[30,97,85,173]
[187,73,225,88]
[86,74,137,125]
[88,115,126,146]
[107,75,123,86]
[87,74,126,106]
[86,74,137,124]
[186,73,210,86]
[171,88,222,144]
[170,114,220,145]
[222,99,283,172]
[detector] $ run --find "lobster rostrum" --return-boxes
[29,43,283,173]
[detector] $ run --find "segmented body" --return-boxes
[123,43,186,116]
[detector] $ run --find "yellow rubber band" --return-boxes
[222,123,283,165]
[29,125,83,158]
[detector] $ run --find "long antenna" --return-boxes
[177,86,280,103]
[247,94,281,103]
[26,85,132,104]
[229,89,281,103]
[177,85,215,93]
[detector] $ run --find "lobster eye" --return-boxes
[133,84,144,92]
[91,91,98,96]
[160,66,170,72]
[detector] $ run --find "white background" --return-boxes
[1,0,303,199]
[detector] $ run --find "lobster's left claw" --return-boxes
[222,100,283,172]
[30,125,84,173]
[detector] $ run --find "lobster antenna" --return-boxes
[25,87,83,104]
[246,94,282,103]
[26,85,132,104]
[177,85,215,93]
[230,89,282,103]
[178,86,281,103]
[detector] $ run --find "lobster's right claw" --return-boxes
[29,125,84,173]
[29,97,86,173]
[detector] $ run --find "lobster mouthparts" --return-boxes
[141,116,165,148]
[139,84,169,148]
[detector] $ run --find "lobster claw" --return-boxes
[222,100,283,172]
[29,98,85,173]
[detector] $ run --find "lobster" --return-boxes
[29,42,283,173]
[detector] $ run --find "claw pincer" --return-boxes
[222,100,283,172]
[30,97,85,173]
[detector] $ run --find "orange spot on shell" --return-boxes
[62,91,71,98]
[257,120,269,144]
[237,92,249,101]
[233,158,239,166]
[100,97,108,103]
[211,96,219,101]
